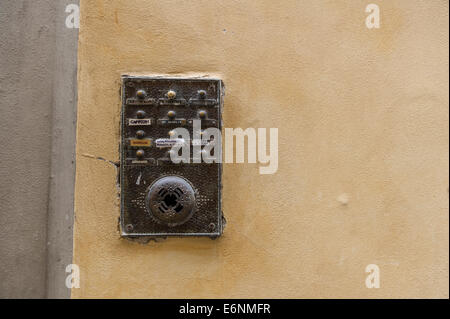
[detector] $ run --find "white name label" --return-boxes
[155,138,186,148]
[128,119,152,126]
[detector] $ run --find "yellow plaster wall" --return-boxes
[73,0,449,298]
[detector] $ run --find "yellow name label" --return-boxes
[130,139,152,147]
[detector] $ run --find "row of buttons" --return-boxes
[129,129,214,140]
[133,110,208,119]
[130,130,176,139]
[126,89,217,106]
[136,89,206,100]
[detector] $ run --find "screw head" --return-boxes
[198,110,207,119]
[167,110,176,118]
[167,90,176,100]
[209,223,216,231]
[136,149,145,158]
[125,224,134,232]
[136,110,146,118]
[198,90,207,99]
[136,130,145,138]
[136,89,146,99]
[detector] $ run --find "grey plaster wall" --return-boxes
[0,0,78,298]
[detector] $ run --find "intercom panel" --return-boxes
[120,76,224,238]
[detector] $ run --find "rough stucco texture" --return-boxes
[0,0,55,298]
[73,0,449,298]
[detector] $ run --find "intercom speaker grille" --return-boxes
[145,176,196,227]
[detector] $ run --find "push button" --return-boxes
[167,90,176,100]
[136,90,146,99]
[198,110,207,119]
[136,149,145,158]
[136,130,146,138]
[167,110,176,118]
[198,90,207,99]
[136,110,146,118]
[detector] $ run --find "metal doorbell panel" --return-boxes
[120,76,224,238]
